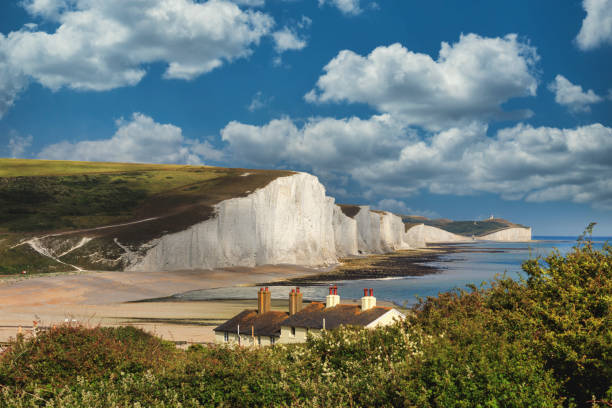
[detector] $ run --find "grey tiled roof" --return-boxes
[280,302,392,330]
[213,310,288,337]
[214,302,394,338]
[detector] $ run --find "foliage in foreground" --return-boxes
[0,235,610,407]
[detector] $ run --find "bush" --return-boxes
[0,325,176,388]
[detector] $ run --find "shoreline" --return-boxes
[0,243,519,343]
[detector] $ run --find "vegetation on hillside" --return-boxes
[0,243,66,275]
[1,232,609,407]
[0,159,293,234]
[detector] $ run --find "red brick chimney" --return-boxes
[257,287,272,314]
[289,287,303,315]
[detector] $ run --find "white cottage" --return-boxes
[214,286,405,346]
[279,286,405,344]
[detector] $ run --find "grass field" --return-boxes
[0,159,195,178]
[0,159,293,234]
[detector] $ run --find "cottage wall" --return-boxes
[214,331,277,346]
[279,326,321,344]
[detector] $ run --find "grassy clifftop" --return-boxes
[0,159,294,274]
[0,159,293,234]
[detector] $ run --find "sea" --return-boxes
[173,236,611,307]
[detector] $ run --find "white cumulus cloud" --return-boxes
[548,74,603,113]
[221,114,411,173]
[221,114,612,209]
[576,0,612,50]
[0,47,28,118]
[318,0,361,15]
[272,27,307,53]
[0,0,274,115]
[38,113,222,165]
[21,0,72,20]
[306,34,539,130]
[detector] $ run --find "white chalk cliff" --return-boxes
[130,173,337,271]
[128,172,531,272]
[476,227,532,242]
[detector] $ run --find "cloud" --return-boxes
[376,198,438,218]
[21,0,72,20]
[306,34,539,130]
[0,48,28,118]
[7,131,33,157]
[228,0,265,6]
[247,91,273,111]
[38,113,221,165]
[318,0,362,15]
[221,114,411,173]
[221,114,612,209]
[548,74,603,113]
[272,26,307,53]
[0,0,274,114]
[576,0,612,50]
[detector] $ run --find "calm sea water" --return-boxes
[175,236,610,307]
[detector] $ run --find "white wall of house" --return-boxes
[214,331,277,346]
[279,326,322,344]
[278,308,406,344]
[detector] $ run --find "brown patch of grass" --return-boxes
[338,204,361,218]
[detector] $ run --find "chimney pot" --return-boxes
[329,287,332,295]
[369,288,373,297]
[291,289,295,293]
[265,287,269,292]
[364,288,368,296]
[296,287,300,293]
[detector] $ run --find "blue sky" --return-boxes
[1,0,611,235]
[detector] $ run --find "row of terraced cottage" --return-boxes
[214,286,405,346]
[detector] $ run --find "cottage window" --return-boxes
[258,336,261,345]
[290,326,296,337]
[270,336,275,345]
[224,332,229,342]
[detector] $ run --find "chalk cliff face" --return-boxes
[404,224,532,246]
[353,208,409,253]
[128,172,531,272]
[477,227,532,242]
[405,224,473,244]
[332,206,358,257]
[130,173,337,271]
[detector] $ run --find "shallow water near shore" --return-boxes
[175,236,610,307]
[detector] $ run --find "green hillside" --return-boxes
[0,159,293,234]
[0,159,293,274]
